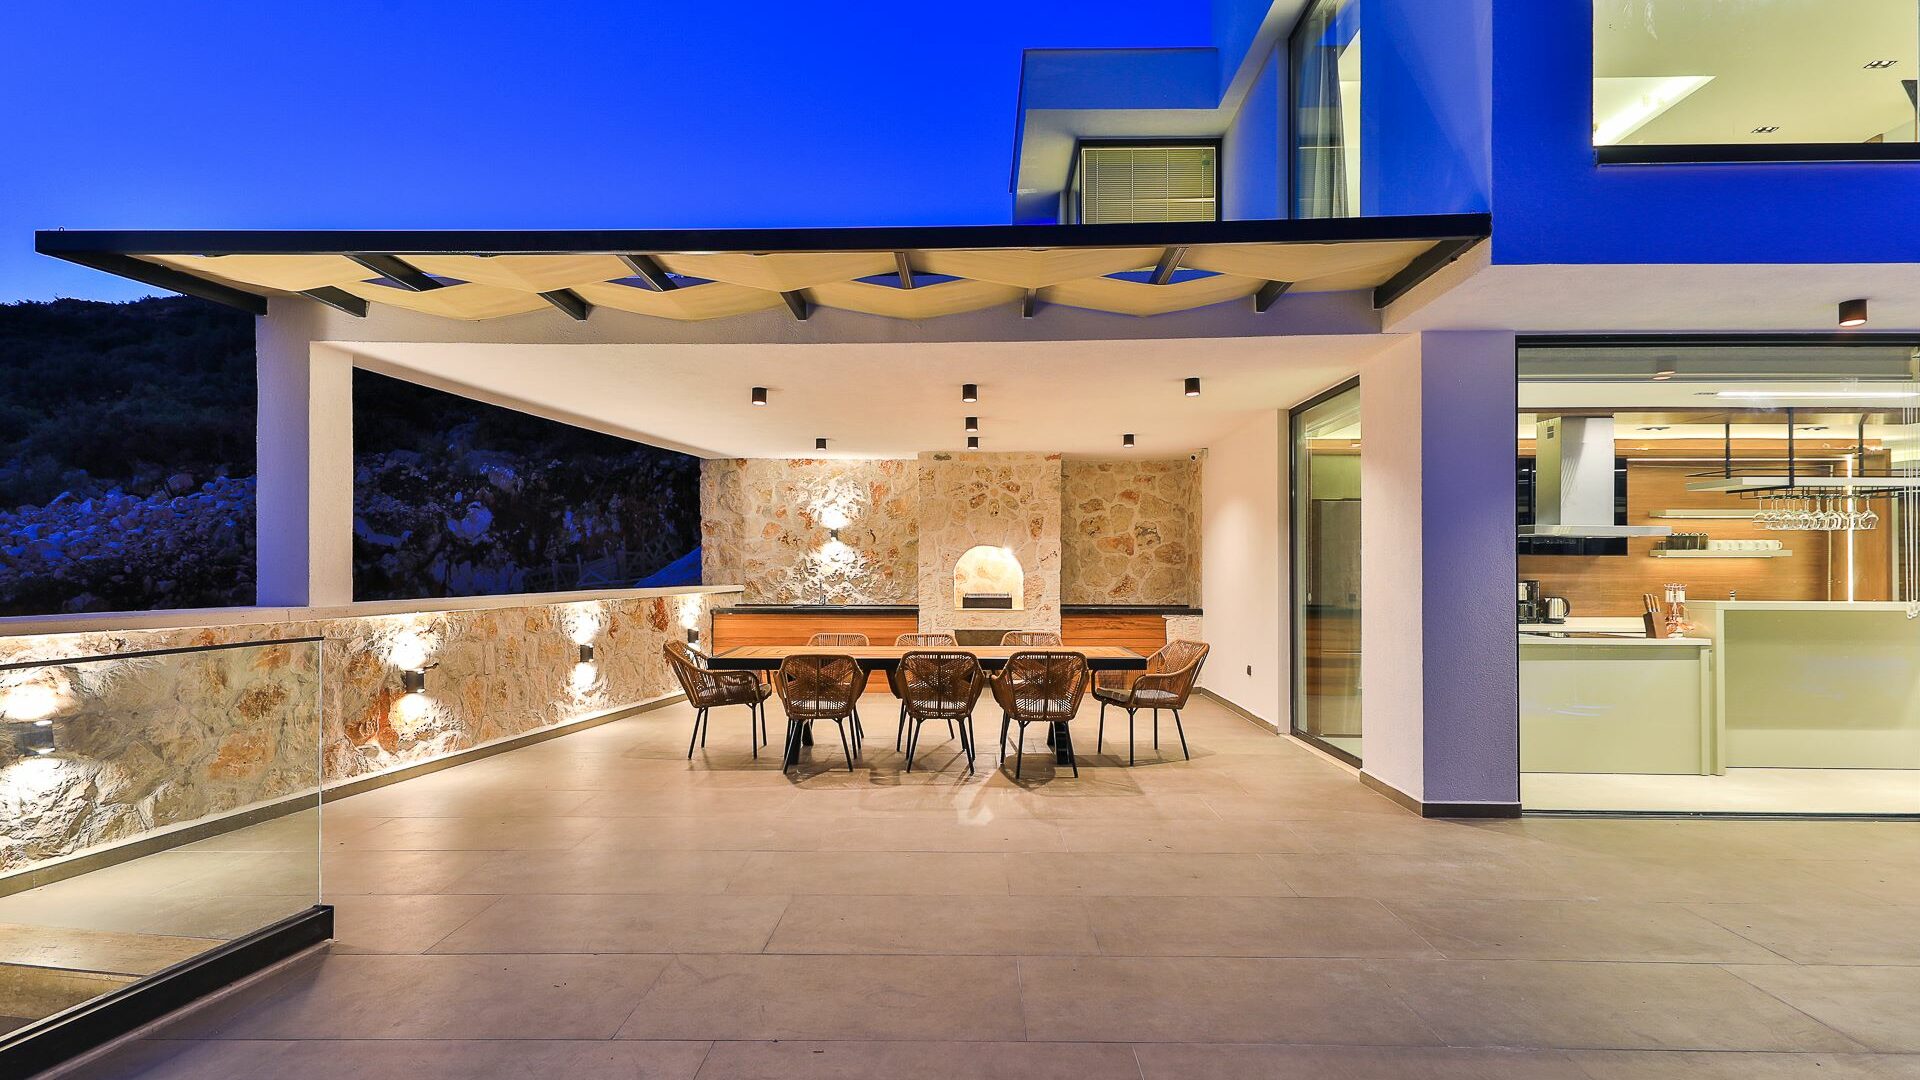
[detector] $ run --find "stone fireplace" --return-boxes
[916,451,1062,637]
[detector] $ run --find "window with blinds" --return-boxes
[1074,145,1219,224]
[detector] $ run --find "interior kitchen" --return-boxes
[1517,340,1920,814]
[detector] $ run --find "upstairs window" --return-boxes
[1291,0,1363,217]
[1072,144,1220,224]
[1595,0,1920,162]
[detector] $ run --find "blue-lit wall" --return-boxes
[1490,2,1920,265]
[1360,0,1492,217]
[1224,49,1285,219]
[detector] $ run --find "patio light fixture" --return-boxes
[15,719,55,757]
[965,416,978,433]
[1185,377,1201,397]
[1123,433,1136,448]
[578,643,596,663]
[1839,298,1869,327]
[962,383,978,403]
[751,387,768,406]
[967,436,980,449]
[816,437,829,450]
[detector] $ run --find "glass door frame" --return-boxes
[1289,376,1364,766]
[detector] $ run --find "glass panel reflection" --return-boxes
[0,638,321,1035]
[1293,382,1363,762]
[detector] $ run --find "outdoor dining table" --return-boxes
[707,645,1148,771]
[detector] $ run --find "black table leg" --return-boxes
[1055,723,1075,767]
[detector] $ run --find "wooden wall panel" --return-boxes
[1062,613,1168,657]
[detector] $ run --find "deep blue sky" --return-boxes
[0,1,1210,302]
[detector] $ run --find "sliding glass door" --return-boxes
[1291,381,1363,763]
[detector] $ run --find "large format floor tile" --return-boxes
[59,695,1920,1080]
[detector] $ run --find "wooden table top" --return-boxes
[709,645,1147,669]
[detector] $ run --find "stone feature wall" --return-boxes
[916,453,1063,635]
[701,459,917,605]
[0,589,734,877]
[1061,458,1203,606]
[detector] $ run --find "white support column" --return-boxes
[255,309,354,607]
[1361,331,1518,813]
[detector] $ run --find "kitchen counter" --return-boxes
[1521,634,1715,774]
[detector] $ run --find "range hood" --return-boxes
[1519,417,1672,539]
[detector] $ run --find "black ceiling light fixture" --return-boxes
[751,386,768,406]
[962,383,978,403]
[815,437,829,450]
[1651,357,1677,381]
[1184,377,1201,397]
[965,416,979,433]
[967,436,980,449]
[1123,433,1136,448]
[1839,298,1869,328]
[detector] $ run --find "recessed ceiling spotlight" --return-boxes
[965,416,979,433]
[1184,377,1201,397]
[1839,298,1869,327]
[1865,59,1900,69]
[961,383,978,403]
[815,437,828,450]
[751,386,768,406]
[967,436,980,449]
[1751,125,1780,135]
[1122,433,1136,448]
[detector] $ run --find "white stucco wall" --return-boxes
[1200,410,1286,727]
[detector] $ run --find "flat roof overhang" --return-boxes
[35,215,1488,323]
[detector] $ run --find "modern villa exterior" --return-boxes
[5,1,1920,1074]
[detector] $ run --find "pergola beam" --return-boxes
[894,251,917,289]
[780,291,810,321]
[345,253,443,292]
[538,288,592,321]
[618,253,679,292]
[300,287,367,317]
[1149,245,1188,286]
[1254,280,1293,313]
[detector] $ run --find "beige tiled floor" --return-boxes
[58,695,1920,1079]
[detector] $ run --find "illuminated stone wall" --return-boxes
[917,452,1063,635]
[0,589,733,877]
[1060,457,1203,606]
[700,459,918,604]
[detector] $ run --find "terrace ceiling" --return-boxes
[36,217,1486,324]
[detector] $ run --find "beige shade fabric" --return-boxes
[120,236,1473,323]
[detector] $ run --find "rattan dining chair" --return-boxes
[663,641,771,759]
[806,632,871,744]
[992,650,1089,778]
[774,654,864,772]
[890,633,957,749]
[1001,630,1062,646]
[807,632,871,646]
[1093,639,1211,765]
[897,651,985,773]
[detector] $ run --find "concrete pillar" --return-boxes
[255,309,354,607]
[1360,331,1518,814]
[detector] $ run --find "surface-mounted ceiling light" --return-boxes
[751,387,768,406]
[1652,367,1676,381]
[962,383,978,403]
[1184,377,1201,397]
[815,437,829,450]
[965,416,979,433]
[1839,298,1869,328]
[967,436,980,449]
[1122,434,1136,448]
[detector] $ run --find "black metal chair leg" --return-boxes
[749,704,758,760]
[999,713,1010,763]
[896,703,907,751]
[1153,708,1159,750]
[687,709,705,759]
[1014,721,1025,779]
[837,718,855,772]
[904,719,919,773]
[1098,700,1106,752]
[960,716,976,772]
[783,719,803,773]
[1066,724,1079,778]
[1128,709,1136,766]
[1172,709,1190,760]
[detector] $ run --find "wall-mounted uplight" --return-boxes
[829,528,842,542]
[1184,377,1201,397]
[686,627,701,645]
[967,436,980,449]
[965,416,979,433]
[751,386,768,406]
[16,719,55,757]
[961,383,978,403]
[400,665,435,695]
[1122,433,1136,448]
[1839,298,1869,328]
[578,643,596,663]
[815,437,829,451]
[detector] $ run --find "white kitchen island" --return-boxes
[1520,633,1714,774]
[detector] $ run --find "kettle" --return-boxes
[1543,596,1571,623]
